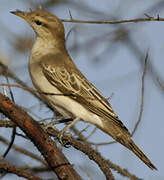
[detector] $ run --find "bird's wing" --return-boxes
[41,59,129,133]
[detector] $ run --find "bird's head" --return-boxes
[11,9,65,41]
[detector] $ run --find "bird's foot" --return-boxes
[58,129,70,147]
[58,117,80,147]
[43,121,58,131]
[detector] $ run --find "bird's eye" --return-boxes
[35,20,42,25]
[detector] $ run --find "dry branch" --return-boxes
[0,160,43,180]
[0,93,82,180]
[61,15,164,24]
[47,127,141,180]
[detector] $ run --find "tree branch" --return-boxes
[61,14,164,24]
[0,160,43,180]
[47,127,141,180]
[0,93,82,180]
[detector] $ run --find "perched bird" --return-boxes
[11,9,156,170]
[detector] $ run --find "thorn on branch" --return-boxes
[157,14,160,21]
[144,13,153,19]
[68,9,73,20]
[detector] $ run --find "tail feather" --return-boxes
[124,138,157,170]
[101,121,157,170]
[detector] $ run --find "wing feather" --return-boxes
[41,62,129,132]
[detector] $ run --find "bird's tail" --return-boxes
[100,121,157,170]
[122,136,157,170]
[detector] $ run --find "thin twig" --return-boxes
[0,83,95,99]
[2,75,17,158]
[0,83,72,96]
[131,52,148,136]
[157,77,164,91]
[0,120,15,128]
[0,62,40,100]
[0,136,47,166]
[0,159,43,180]
[61,15,164,24]
[84,127,97,140]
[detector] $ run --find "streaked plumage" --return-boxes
[11,9,157,170]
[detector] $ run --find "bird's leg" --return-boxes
[44,118,73,129]
[58,118,73,123]
[58,117,80,145]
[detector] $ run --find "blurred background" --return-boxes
[0,0,164,179]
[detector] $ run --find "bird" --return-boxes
[11,9,157,170]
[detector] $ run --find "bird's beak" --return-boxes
[10,10,30,22]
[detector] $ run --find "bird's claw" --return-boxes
[58,131,70,147]
[58,131,64,144]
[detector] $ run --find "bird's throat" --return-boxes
[31,37,57,58]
